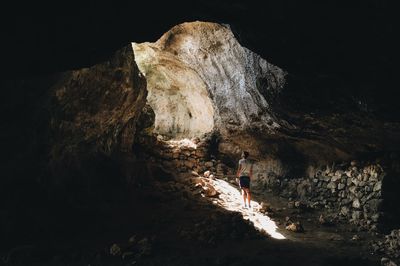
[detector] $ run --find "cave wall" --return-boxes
[0,45,150,243]
[45,45,148,200]
[1,45,148,208]
[133,22,286,138]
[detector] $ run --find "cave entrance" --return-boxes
[132,43,214,139]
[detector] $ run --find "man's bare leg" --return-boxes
[245,189,251,207]
[242,189,247,206]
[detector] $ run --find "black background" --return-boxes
[0,0,397,115]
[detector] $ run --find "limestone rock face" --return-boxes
[49,45,147,159]
[132,21,286,138]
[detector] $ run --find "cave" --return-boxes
[1,2,399,266]
[132,40,214,139]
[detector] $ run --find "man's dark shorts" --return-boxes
[239,176,250,189]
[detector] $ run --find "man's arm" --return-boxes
[249,163,253,179]
[236,164,242,177]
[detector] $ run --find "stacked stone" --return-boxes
[152,138,232,179]
[371,229,400,263]
[273,162,385,230]
[156,143,201,173]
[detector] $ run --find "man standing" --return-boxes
[237,151,253,208]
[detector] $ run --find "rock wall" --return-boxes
[256,161,385,230]
[136,133,235,179]
[43,45,148,200]
[49,45,147,157]
[371,229,400,263]
[132,21,287,138]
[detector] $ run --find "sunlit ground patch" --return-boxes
[163,138,285,239]
[209,178,286,240]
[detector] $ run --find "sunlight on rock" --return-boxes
[210,178,286,240]
[165,138,198,149]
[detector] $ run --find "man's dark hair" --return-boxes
[243,151,249,158]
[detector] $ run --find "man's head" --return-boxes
[241,151,249,159]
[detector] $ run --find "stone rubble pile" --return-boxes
[371,229,400,264]
[258,162,385,230]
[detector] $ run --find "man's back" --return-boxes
[238,158,252,177]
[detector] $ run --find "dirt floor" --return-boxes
[0,173,384,266]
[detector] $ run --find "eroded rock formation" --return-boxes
[49,45,146,156]
[132,21,286,138]
[43,45,148,199]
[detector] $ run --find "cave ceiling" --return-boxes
[0,0,397,117]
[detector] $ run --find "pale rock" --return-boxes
[352,198,361,209]
[331,175,340,182]
[110,244,121,256]
[191,171,200,176]
[352,178,359,186]
[340,206,350,216]
[132,22,286,137]
[374,181,382,191]
[327,182,337,189]
[322,175,331,182]
[285,222,304,232]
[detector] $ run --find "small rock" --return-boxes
[192,171,199,176]
[374,181,382,192]
[205,161,214,168]
[318,214,326,224]
[352,198,361,209]
[340,206,350,216]
[327,182,337,189]
[381,257,397,266]
[204,183,219,197]
[260,202,271,213]
[285,222,304,232]
[137,237,152,257]
[110,244,121,256]
[122,251,135,260]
